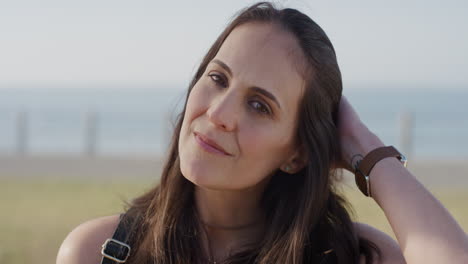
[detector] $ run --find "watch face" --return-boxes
[398,154,408,167]
[355,169,370,197]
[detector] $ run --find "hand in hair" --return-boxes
[334,95,384,172]
[334,95,468,263]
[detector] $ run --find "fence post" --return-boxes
[399,111,413,159]
[84,110,98,157]
[16,110,28,155]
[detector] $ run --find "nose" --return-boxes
[206,90,239,132]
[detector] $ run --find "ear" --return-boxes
[280,146,308,174]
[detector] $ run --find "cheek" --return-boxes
[242,124,291,153]
[239,124,292,172]
[184,83,213,121]
[180,86,208,136]
[185,89,203,120]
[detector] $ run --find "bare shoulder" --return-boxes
[354,222,406,264]
[56,214,120,264]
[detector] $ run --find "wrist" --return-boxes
[356,147,408,197]
[355,130,385,156]
[348,126,385,169]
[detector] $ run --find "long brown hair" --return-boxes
[125,2,380,263]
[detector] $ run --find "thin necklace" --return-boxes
[195,209,223,263]
[194,210,263,263]
[200,219,262,230]
[200,221,221,264]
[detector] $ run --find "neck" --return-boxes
[194,179,270,261]
[194,186,265,228]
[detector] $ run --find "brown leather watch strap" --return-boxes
[355,146,407,197]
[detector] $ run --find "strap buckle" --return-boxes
[101,238,131,263]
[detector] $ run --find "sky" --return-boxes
[0,0,467,89]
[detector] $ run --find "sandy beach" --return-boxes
[0,154,467,188]
[0,154,165,180]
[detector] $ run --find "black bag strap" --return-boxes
[100,213,137,264]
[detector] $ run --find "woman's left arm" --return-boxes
[336,96,468,264]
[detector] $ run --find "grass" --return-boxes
[1,178,467,264]
[0,178,153,264]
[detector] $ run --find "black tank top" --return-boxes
[100,213,337,264]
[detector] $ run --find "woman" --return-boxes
[57,2,468,264]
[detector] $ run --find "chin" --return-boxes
[180,160,219,188]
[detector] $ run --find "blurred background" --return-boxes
[1,0,467,263]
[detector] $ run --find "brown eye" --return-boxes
[250,100,271,115]
[208,73,227,87]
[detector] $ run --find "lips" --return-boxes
[194,132,232,156]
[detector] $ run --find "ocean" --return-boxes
[0,86,467,159]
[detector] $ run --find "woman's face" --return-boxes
[178,22,306,191]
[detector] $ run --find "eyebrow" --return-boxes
[211,59,281,110]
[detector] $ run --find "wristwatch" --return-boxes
[354,146,408,197]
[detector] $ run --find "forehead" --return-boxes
[213,22,306,115]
